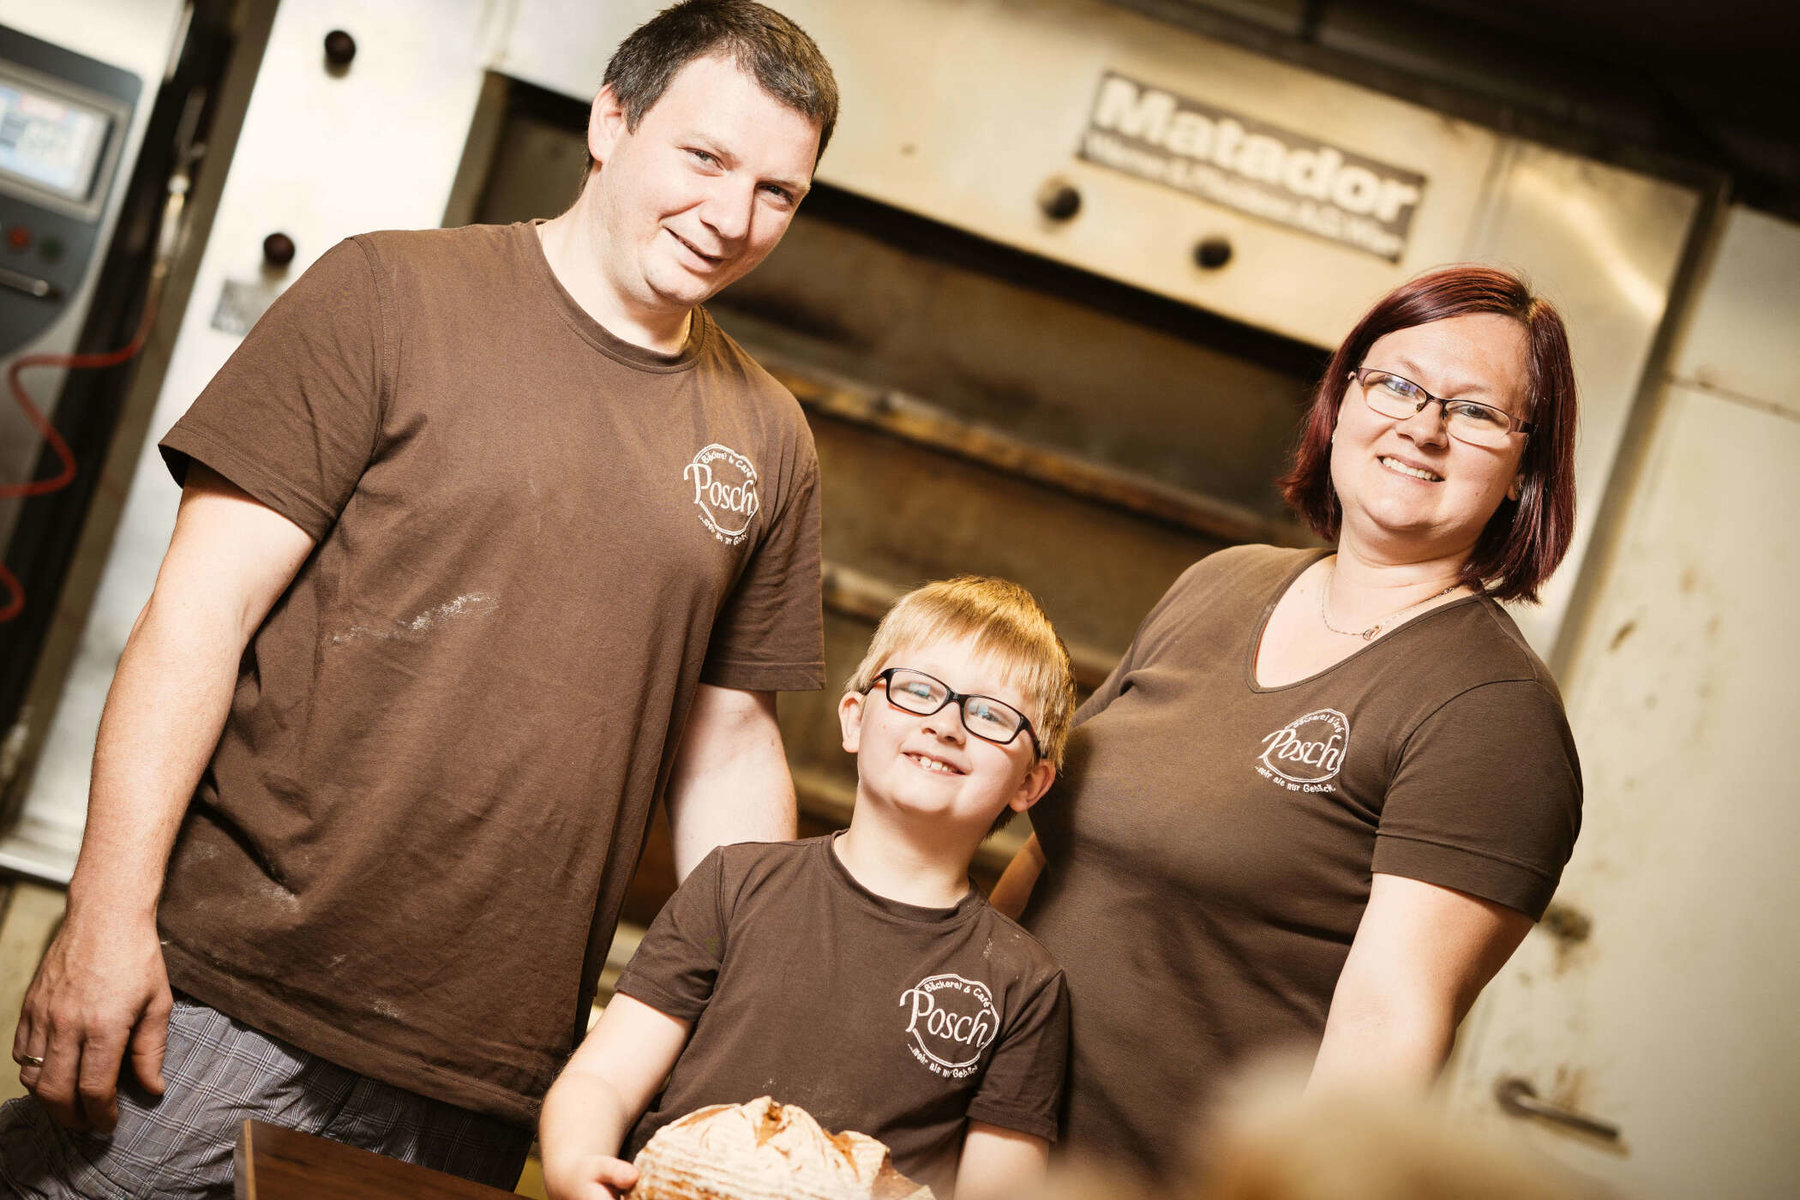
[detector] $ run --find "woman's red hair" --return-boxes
[1279,265,1578,603]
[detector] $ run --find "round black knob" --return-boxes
[262,232,296,268]
[1193,236,1233,270]
[1037,180,1082,222]
[324,29,357,68]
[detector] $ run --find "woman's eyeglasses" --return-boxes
[1349,367,1534,449]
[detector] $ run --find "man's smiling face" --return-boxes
[585,53,820,321]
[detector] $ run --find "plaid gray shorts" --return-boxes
[0,993,531,1199]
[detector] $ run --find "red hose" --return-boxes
[0,290,161,622]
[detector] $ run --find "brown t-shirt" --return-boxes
[1023,545,1581,1179]
[153,223,824,1125]
[617,836,1069,1194]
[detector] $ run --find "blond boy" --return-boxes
[540,578,1077,1200]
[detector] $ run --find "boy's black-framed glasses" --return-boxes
[866,667,1042,758]
[1348,366,1535,448]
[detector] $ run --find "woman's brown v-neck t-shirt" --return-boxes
[1022,544,1582,1178]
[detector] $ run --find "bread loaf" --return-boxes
[628,1096,935,1200]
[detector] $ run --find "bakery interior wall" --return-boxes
[0,0,1796,1195]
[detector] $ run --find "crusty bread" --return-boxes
[628,1096,935,1200]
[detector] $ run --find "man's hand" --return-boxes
[13,907,172,1132]
[542,1154,639,1200]
[10,463,312,1132]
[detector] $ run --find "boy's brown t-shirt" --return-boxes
[1023,545,1582,1178]
[617,836,1069,1194]
[153,223,824,1124]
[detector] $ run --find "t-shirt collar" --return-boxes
[821,832,984,926]
[516,220,708,373]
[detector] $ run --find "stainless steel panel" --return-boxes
[1667,207,1800,417]
[1463,141,1702,650]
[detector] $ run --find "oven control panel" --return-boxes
[0,23,138,357]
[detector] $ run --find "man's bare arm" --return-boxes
[662,685,794,882]
[12,465,312,1130]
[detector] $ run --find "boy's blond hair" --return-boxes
[845,576,1076,771]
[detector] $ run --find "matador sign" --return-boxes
[1079,71,1429,262]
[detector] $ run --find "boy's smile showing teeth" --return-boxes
[1379,455,1442,482]
[905,750,966,776]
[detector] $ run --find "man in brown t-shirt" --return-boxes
[537,578,1076,1200]
[3,4,837,1195]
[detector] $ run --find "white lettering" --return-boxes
[899,975,1001,1073]
[902,985,995,1052]
[1083,73,1425,263]
[904,985,934,1030]
[1375,177,1423,223]
[1210,118,1245,170]
[1236,133,1286,183]
[1258,714,1349,782]
[1093,76,1175,141]
[683,462,760,518]
[1164,110,1214,158]
[1331,164,1382,214]
[1282,147,1340,200]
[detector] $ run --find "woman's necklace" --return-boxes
[1319,563,1461,642]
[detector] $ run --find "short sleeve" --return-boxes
[699,452,824,693]
[1073,652,1131,727]
[1074,557,1217,725]
[1036,560,1208,852]
[613,847,730,1021]
[1373,680,1583,920]
[158,238,386,541]
[964,968,1068,1142]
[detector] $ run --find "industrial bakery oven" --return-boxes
[454,0,1705,918]
[2,0,1703,917]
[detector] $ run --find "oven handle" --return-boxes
[1493,1076,1621,1141]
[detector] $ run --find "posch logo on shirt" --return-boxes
[683,443,761,546]
[899,973,1001,1079]
[1256,707,1350,793]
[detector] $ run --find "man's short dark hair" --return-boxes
[602,0,838,160]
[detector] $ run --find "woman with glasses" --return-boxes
[992,265,1583,1182]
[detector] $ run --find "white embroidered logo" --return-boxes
[1255,707,1349,792]
[899,973,1000,1079]
[682,443,761,546]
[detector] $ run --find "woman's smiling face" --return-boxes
[1329,312,1532,560]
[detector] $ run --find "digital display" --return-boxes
[0,78,111,203]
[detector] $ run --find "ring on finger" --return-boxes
[17,1054,44,1068]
